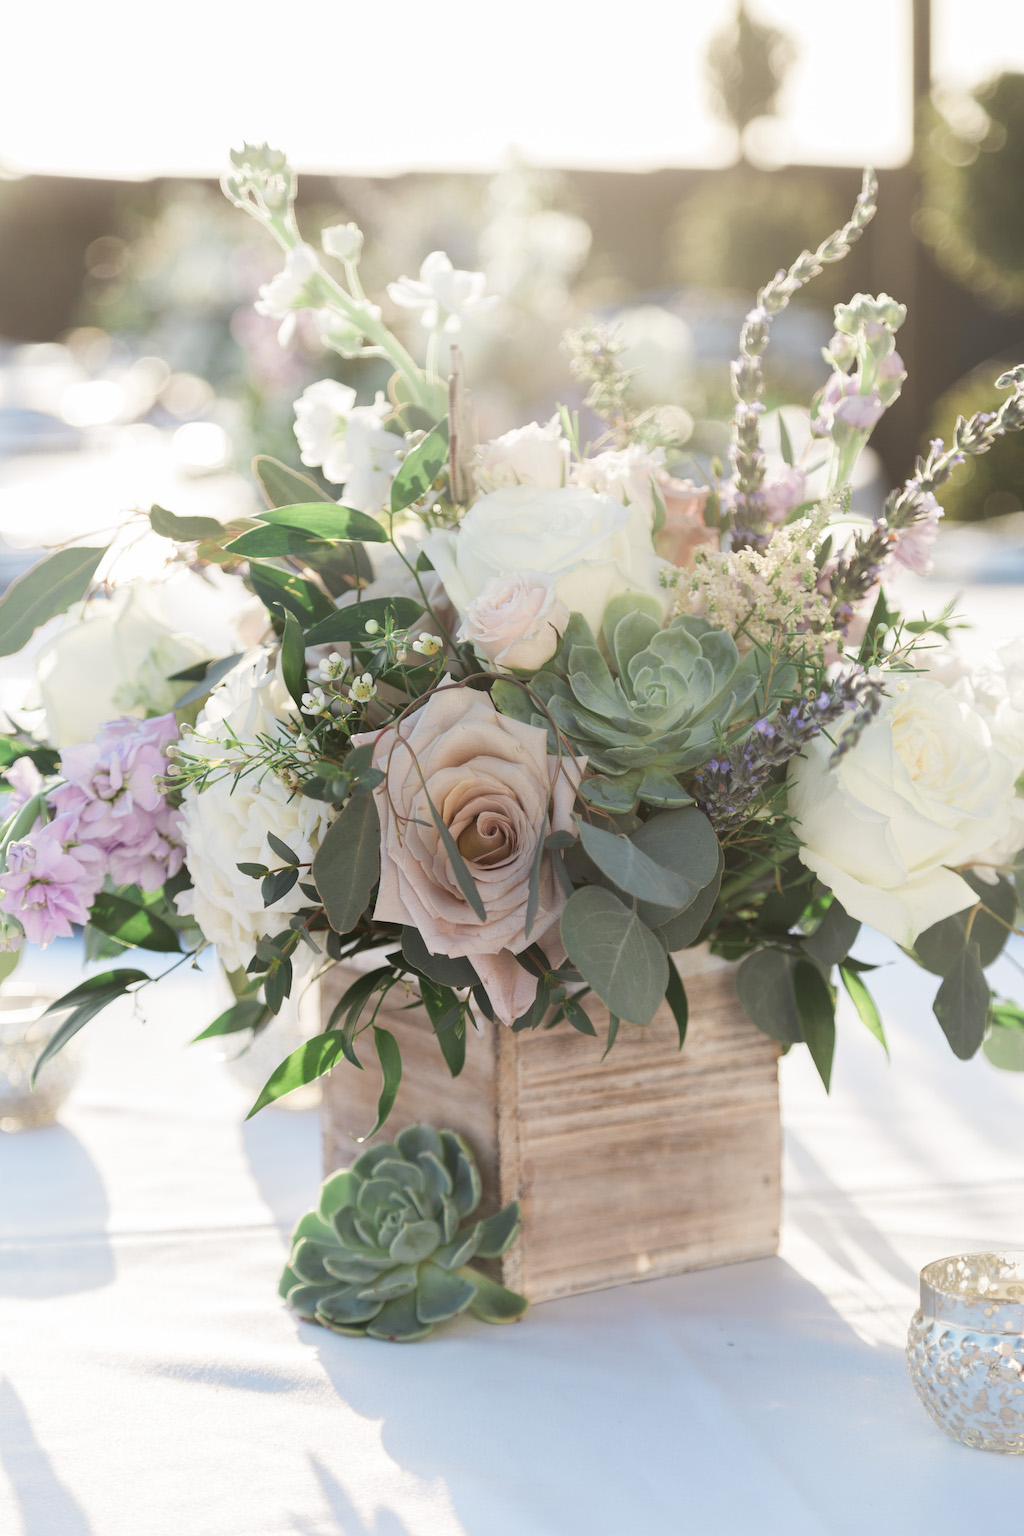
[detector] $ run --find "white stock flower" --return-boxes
[293,381,404,512]
[788,674,1018,947]
[474,419,569,494]
[424,483,666,636]
[34,581,210,749]
[254,242,320,344]
[321,222,364,261]
[572,444,666,520]
[387,251,495,332]
[175,655,331,972]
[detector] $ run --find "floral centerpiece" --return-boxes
[1,145,1023,1141]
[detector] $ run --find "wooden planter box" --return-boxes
[321,947,781,1304]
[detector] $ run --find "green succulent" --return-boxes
[494,593,764,813]
[279,1124,527,1342]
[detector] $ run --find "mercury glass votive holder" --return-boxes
[907,1252,1024,1452]
[0,983,79,1132]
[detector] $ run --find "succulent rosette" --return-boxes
[280,1126,526,1341]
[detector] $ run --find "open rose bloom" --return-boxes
[0,149,1021,1126]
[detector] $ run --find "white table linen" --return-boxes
[2,928,1024,1536]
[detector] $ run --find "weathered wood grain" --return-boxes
[321,948,781,1303]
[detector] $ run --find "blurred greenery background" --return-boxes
[0,0,1021,553]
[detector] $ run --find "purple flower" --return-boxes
[0,815,105,947]
[892,493,943,576]
[53,714,184,892]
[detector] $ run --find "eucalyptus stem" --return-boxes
[727,168,878,548]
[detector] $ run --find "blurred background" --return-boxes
[0,0,1022,584]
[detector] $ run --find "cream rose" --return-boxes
[474,418,569,494]
[424,483,666,637]
[34,580,210,749]
[355,686,584,1024]
[458,572,569,672]
[788,674,1017,947]
[572,444,664,519]
[175,655,332,971]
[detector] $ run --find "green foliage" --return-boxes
[172,653,244,710]
[253,455,333,510]
[390,419,449,513]
[913,874,1016,975]
[933,943,990,1061]
[229,503,389,553]
[149,505,226,540]
[193,999,270,1042]
[32,969,150,1085]
[247,562,336,626]
[311,793,381,935]
[560,886,668,1026]
[918,74,1024,311]
[0,546,107,658]
[984,1000,1024,1070]
[926,362,1024,521]
[303,597,425,647]
[280,1125,527,1340]
[735,948,803,1044]
[87,892,182,953]
[495,596,761,813]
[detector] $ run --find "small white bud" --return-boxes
[321,222,364,262]
[364,619,381,635]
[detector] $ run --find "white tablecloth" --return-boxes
[2,927,1024,1535]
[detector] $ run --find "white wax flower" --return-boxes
[175,655,331,972]
[293,381,404,512]
[458,571,570,672]
[474,419,569,494]
[34,580,210,749]
[787,674,1018,947]
[387,251,495,332]
[572,445,666,520]
[254,242,320,344]
[321,222,364,261]
[424,483,666,637]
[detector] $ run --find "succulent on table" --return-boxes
[494,594,771,813]
[280,1124,527,1342]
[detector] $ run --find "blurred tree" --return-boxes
[705,0,796,163]
[927,358,1024,521]
[917,72,1024,310]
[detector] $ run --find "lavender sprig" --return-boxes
[727,169,878,548]
[829,364,1024,615]
[694,669,883,835]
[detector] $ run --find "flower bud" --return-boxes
[321,222,364,262]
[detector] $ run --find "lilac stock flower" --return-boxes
[0,814,105,947]
[891,492,943,575]
[52,714,184,892]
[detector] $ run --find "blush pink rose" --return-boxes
[655,476,718,569]
[457,571,569,672]
[355,686,584,1025]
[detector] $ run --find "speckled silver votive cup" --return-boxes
[908,1252,1024,1452]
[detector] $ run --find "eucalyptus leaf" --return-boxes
[365,1027,402,1139]
[253,454,333,509]
[192,999,270,1042]
[804,900,860,969]
[149,505,226,540]
[390,419,449,513]
[793,959,835,1091]
[33,968,150,1085]
[838,964,888,1057]
[253,503,388,543]
[933,942,990,1061]
[311,792,381,934]
[303,597,425,648]
[576,820,695,911]
[560,887,668,1026]
[631,807,722,928]
[401,927,479,989]
[655,841,724,950]
[247,562,335,626]
[247,1032,353,1116]
[0,545,106,658]
[735,948,802,1043]
[915,874,1017,975]
[664,957,688,1049]
[172,652,244,710]
[88,892,182,954]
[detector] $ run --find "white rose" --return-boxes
[424,483,666,636]
[572,444,665,520]
[458,572,570,672]
[788,674,1018,947]
[34,580,210,749]
[474,419,569,494]
[175,655,332,972]
[293,381,403,512]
